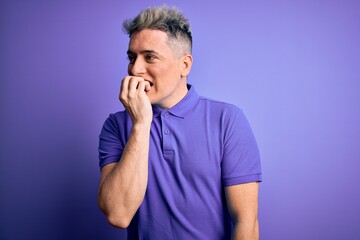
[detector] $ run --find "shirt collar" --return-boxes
[152,84,199,119]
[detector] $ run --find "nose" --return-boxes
[128,57,146,76]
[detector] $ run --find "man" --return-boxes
[98,6,262,240]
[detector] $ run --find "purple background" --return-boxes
[1,0,360,239]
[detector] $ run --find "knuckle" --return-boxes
[128,93,135,100]
[119,92,127,101]
[129,76,137,82]
[121,76,129,86]
[137,81,145,88]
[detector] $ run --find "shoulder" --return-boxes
[199,95,240,110]
[108,110,129,120]
[101,110,131,134]
[197,95,243,118]
[106,110,130,123]
[196,95,253,133]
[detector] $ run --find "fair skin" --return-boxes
[98,29,259,239]
[226,182,260,240]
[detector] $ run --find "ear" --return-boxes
[179,54,193,77]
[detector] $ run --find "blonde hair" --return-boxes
[123,6,192,54]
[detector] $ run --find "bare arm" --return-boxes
[225,182,260,240]
[98,77,152,228]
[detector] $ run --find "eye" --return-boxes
[145,55,156,61]
[127,55,135,64]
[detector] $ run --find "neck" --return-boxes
[155,81,188,109]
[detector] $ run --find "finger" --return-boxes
[144,81,151,92]
[120,76,131,100]
[137,80,151,93]
[121,76,131,91]
[136,80,146,92]
[128,77,143,94]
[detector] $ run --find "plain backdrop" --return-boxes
[1,0,360,239]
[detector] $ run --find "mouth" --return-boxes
[143,79,153,93]
[145,80,153,87]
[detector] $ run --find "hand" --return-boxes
[119,76,153,126]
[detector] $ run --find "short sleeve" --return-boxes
[98,113,125,170]
[221,109,262,186]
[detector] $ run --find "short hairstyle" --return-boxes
[123,6,192,55]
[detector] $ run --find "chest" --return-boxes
[149,112,224,180]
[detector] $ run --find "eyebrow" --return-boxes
[127,50,160,55]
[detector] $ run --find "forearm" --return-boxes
[98,124,150,228]
[225,183,260,240]
[232,219,259,240]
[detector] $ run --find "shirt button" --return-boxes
[164,112,169,118]
[164,129,169,135]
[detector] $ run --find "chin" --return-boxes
[148,96,157,105]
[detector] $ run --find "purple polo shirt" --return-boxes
[99,85,262,239]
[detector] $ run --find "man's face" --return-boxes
[127,29,188,109]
